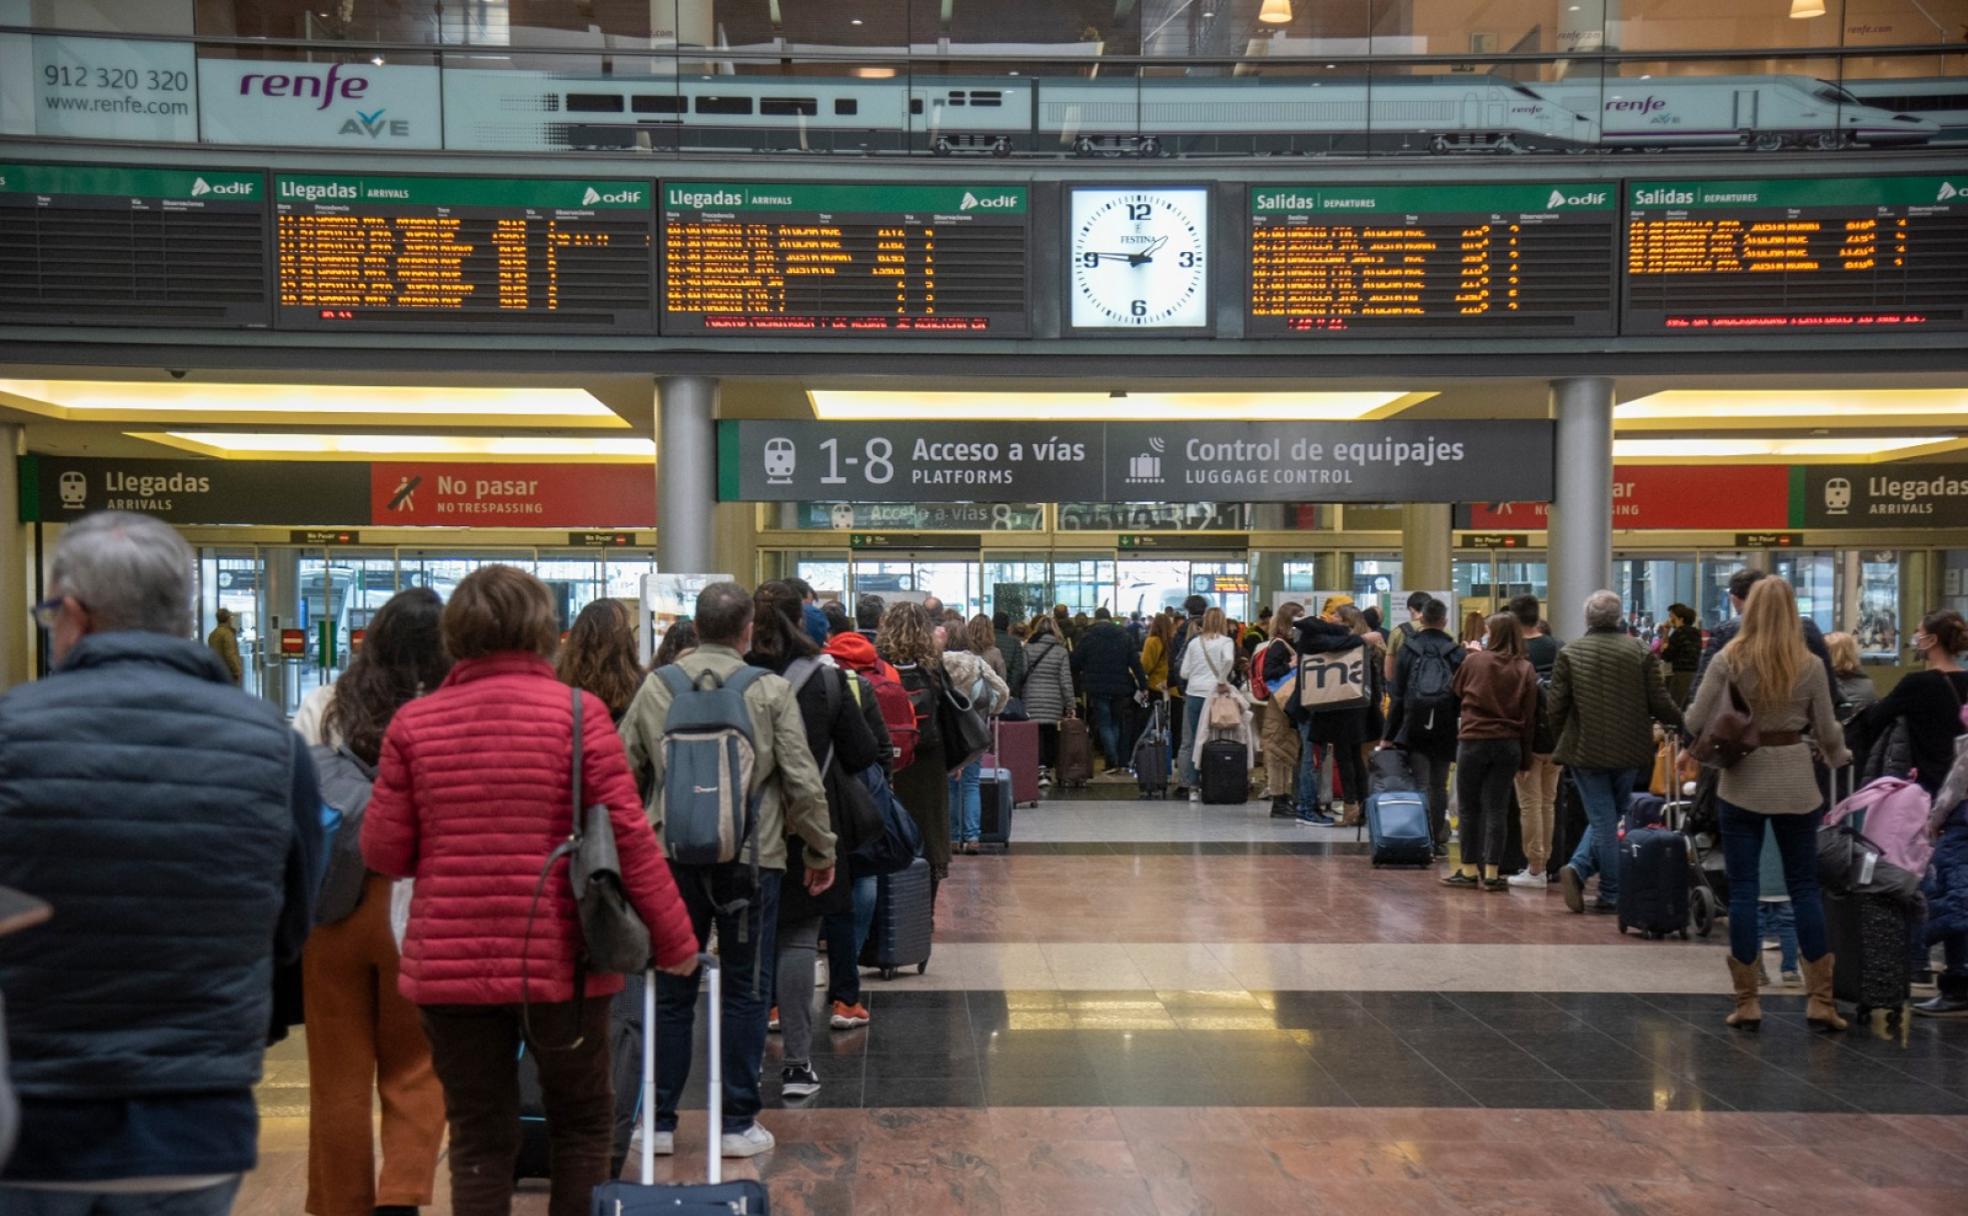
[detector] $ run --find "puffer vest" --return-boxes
[0,632,296,1099]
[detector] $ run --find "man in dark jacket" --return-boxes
[994,611,1026,697]
[0,512,321,1208]
[1382,598,1463,853]
[1073,607,1147,770]
[1688,568,1839,713]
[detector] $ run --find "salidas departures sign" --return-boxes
[718,421,1552,504]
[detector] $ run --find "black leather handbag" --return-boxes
[939,685,994,773]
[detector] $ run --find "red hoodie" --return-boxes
[824,631,898,683]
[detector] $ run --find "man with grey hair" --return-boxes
[1546,588,1685,915]
[0,512,321,1211]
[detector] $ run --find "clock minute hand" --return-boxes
[1127,235,1169,266]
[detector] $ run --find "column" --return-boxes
[1547,376,1615,639]
[0,425,26,689]
[263,548,301,714]
[656,375,719,574]
[1400,504,1452,593]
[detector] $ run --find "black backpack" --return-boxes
[893,661,944,755]
[1405,640,1459,747]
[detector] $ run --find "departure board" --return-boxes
[273,174,654,333]
[660,182,1029,335]
[1247,183,1618,337]
[0,163,269,327]
[1624,176,1968,334]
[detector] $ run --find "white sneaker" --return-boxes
[646,1129,674,1157]
[1189,789,1202,804]
[721,1123,776,1158]
[1506,869,1545,889]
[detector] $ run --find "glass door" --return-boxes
[981,555,1056,622]
[199,547,264,697]
[1614,552,1697,642]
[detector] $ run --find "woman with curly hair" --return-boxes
[557,597,645,724]
[878,601,952,882]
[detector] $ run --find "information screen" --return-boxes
[660,182,1029,335]
[0,162,268,327]
[273,174,653,332]
[1624,176,1968,334]
[1247,183,1618,337]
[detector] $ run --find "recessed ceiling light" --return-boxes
[0,379,621,425]
[140,433,656,459]
[1613,436,1957,461]
[370,53,385,66]
[809,390,1434,421]
[1615,389,1968,429]
[850,17,863,24]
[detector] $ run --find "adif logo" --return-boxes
[1546,188,1608,208]
[582,186,644,205]
[190,177,254,198]
[959,191,1018,211]
[1941,182,1960,202]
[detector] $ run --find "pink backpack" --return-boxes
[1828,776,1935,878]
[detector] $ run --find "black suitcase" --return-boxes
[1616,827,1692,939]
[1199,738,1247,805]
[1133,701,1171,799]
[978,766,1015,849]
[1826,889,1913,1016]
[1056,716,1094,787]
[517,975,643,1179]
[859,857,933,981]
[1368,746,1416,793]
[591,959,771,1215]
[1547,770,1588,882]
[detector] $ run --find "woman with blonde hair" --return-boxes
[1822,630,1877,721]
[1461,610,1488,649]
[1685,577,1851,1033]
[1176,607,1239,802]
[1253,603,1305,818]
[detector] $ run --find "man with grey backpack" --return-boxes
[620,581,837,1160]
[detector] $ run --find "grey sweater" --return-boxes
[1685,651,1850,813]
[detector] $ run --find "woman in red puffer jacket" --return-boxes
[362,566,698,1216]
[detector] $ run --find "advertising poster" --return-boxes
[200,59,440,148]
[1,32,197,142]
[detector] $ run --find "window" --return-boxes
[565,93,624,112]
[968,91,1004,107]
[834,98,859,115]
[632,95,685,114]
[695,96,754,115]
[909,98,924,115]
[760,97,818,117]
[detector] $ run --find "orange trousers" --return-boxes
[303,874,445,1216]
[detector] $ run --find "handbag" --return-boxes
[1690,680,1760,770]
[938,684,993,773]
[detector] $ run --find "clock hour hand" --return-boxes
[1127,235,1169,266]
[1082,251,1135,262]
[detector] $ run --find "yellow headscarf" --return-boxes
[1320,594,1355,620]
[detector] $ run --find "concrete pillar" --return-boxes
[1401,504,1452,592]
[263,548,301,713]
[1548,377,1615,640]
[0,425,26,689]
[656,376,719,574]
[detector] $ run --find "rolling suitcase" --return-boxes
[1547,770,1588,883]
[1368,746,1416,793]
[1366,790,1433,867]
[1616,827,1692,939]
[1199,737,1248,805]
[591,958,771,1216]
[517,975,643,1179]
[977,766,1015,849]
[993,717,1042,806]
[1826,889,1913,1017]
[859,857,932,981]
[1056,716,1093,788]
[1133,700,1171,799]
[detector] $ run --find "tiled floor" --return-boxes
[236,797,1968,1215]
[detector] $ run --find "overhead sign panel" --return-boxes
[719,421,1552,504]
[1796,464,1968,529]
[1623,175,1968,334]
[273,173,654,333]
[1247,183,1618,337]
[0,162,269,328]
[660,181,1030,335]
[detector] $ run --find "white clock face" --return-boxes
[1069,187,1209,330]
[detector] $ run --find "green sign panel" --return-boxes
[0,162,261,201]
[1627,176,1963,211]
[1251,183,1615,216]
[273,174,649,211]
[662,181,1028,216]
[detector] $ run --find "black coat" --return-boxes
[1072,621,1146,699]
[755,655,883,922]
[1383,628,1466,755]
[1291,618,1382,748]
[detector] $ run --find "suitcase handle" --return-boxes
[640,953,722,1187]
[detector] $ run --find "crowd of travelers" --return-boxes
[1,511,1966,1214]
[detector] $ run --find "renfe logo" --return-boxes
[190,176,254,198]
[959,190,1019,210]
[1605,95,1667,113]
[581,186,643,205]
[1547,188,1608,208]
[236,63,370,110]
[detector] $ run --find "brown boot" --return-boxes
[1801,954,1849,1032]
[1339,802,1362,828]
[1725,957,1763,1031]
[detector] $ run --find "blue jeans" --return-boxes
[656,864,781,1134]
[1719,799,1828,966]
[1090,695,1130,767]
[1760,901,1799,974]
[1180,695,1206,787]
[1294,720,1319,813]
[1566,767,1636,902]
[948,758,982,844]
[825,874,879,1007]
[0,1180,242,1216]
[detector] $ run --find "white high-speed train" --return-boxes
[440,67,1940,155]
[1843,78,1968,143]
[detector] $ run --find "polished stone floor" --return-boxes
[236,796,1968,1215]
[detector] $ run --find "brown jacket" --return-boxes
[1452,649,1540,757]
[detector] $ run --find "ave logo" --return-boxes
[581,186,644,205]
[340,108,411,139]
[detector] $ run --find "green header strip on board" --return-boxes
[273,175,650,210]
[663,182,1029,216]
[1251,183,1616,216]
[715,422,741,504]
[1629,176,1963,211]
[0,163,261,202]
[1788,466,1807,530]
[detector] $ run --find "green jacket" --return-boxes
[619,643,835,871]
[1547,627,1685,772]
[206,622,242,684]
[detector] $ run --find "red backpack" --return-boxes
[860,660,921,772]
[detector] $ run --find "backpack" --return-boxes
[1404,640,1458,747]
[893,661,945,757]
[1829,776,1936,880]
[848,731,924,879]
[311,744,377,926]
[653,664,768,869]
[1168,620,1195,693]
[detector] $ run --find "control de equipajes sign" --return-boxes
[718,421,1552,504]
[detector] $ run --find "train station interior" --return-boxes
[3,2,1968,1214]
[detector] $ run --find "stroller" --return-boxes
[1680,767,1727,938]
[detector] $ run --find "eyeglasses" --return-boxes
[30,597,68,630]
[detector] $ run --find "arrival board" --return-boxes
[273,174,654,332]
[660,182,1029,335]
[0,162,269,327]
[1623,176,1968,334]
[1247,183,1618,337]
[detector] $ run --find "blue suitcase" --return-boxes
[859,857,933,981]
[1617,827,1691,939]
[1366,790,1433,867]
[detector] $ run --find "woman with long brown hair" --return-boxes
[556,597,643,723]
[877,601,954,882]
[1686,577,1852,1033]
[1443,613,1539,891]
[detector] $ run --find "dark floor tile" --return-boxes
[1447,992,1565,1016]
[979,1072,1111,1107]
[1336,1074,1479,1108]
[977,1046,1101,1080]
[861,1073,984,1108]
[1224,1071,1357,1107]
[1580,1079,1734,1112]
[867,989,972,1012]
[1806,1080,1968,1116]
[1099,1074,1249,1107]
[862,1017,976,1057]
[1513,1033,1667,1082]
[1466,1077,1607,1110]
[1693,1076,1858,1113]
[761,1070,867,1110]
[862,1052,984,1080]
[1412,1036,1561,1083]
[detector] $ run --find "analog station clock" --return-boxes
[1067,186,1210,330]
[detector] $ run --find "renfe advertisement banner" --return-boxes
[0,32,198,143]
[199,60,441,149]
[719,421,1554,504]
